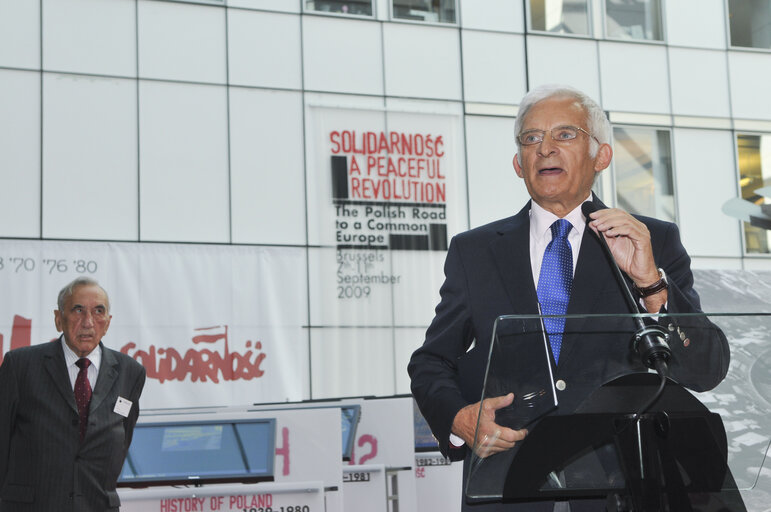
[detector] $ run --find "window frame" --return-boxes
[602,0,667,44]
[725,0,771,52]
[389,0,459,26]
[524,0,595,39]
[303,0,376,19]
[735,131,771,256]
[610,123,678,225]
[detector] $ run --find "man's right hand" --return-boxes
[451,393,528,458]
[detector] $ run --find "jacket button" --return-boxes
[555,379,567,391]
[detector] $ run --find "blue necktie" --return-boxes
[537,219,573,364]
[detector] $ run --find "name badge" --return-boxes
[114,396,133,418]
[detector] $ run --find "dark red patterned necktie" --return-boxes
[74,358,92,442]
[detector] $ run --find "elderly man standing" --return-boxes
[0,277,146,512]
[408,85,730,511]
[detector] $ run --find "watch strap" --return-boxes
[634,268,668,297]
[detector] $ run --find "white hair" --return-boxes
[57,277,110,313]
[514,84,610,164]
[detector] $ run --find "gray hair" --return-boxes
[514,84,611,164]
[57,277,110,313]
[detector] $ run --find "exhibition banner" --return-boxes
[0,240,309,409]
[305,105,467,328]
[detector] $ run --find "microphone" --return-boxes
[580,202,671,376]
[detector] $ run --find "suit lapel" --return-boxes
[90,343,118,413]
[43,338,79,415]
[489,202,539,315]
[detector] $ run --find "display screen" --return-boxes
[118,419,275,486]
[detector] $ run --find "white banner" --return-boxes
[304,104,467,330]
[0,240,309,409]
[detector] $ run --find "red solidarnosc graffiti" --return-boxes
[348,434,378,465]
[120,325,266,383]
[0,315,32,366]
[275,426,290,476]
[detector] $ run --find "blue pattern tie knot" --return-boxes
[537,219,573,364]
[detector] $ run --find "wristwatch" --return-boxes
[634,268,668,297]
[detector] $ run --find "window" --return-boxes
[728,0,771,49]
[605,0,663,41]
[528,0,590,35]
[305,0,373,16]
[392,0,456,24]
[613,126,675,222]
[737,134,771,254]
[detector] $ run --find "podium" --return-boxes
[465,312,771,511]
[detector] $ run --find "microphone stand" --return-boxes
[581,202,675,511]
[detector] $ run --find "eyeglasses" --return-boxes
[517,125,599,146]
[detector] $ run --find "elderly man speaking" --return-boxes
[409,84,729,511]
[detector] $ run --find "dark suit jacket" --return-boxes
[0,338,146,512]
[408,197,730,511]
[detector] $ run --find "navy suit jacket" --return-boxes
[408,197,730,511]
[0,338,146,512]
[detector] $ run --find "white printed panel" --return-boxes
[137,0,226,84]
[0,69,40,238]
[230,88,306,245]
[526,36,601,103]
[267,408,342,487]
[669,48,730,118]
[459,0,524,32]
[664,0,726,49]
[42,73,138,240]
[343,467,388,512]
[414,454,462,512]
[308,247,395,326]
[309,328,396,399]
[121,488,324,512]
[139,81,229,243]
[390,252,445,326]
[348,396,415,467]
[381,106,468,239]
[305,105,464,329]
[599,42,670,114]
[383,24,462,100]
[0,0,39,69]
[306,106,467,244]
[228,9,302,89]
[302,16,384,95]
[43,0,136,77]
[0,241,309,409]
[305,105,386,246]
[462,31,525,105]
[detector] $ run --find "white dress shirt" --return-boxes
[528,197,590,289]
[449,197,591,449]
[62,338,101,390]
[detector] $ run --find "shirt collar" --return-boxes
[61,336,102,372]
[529,196,591,240]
